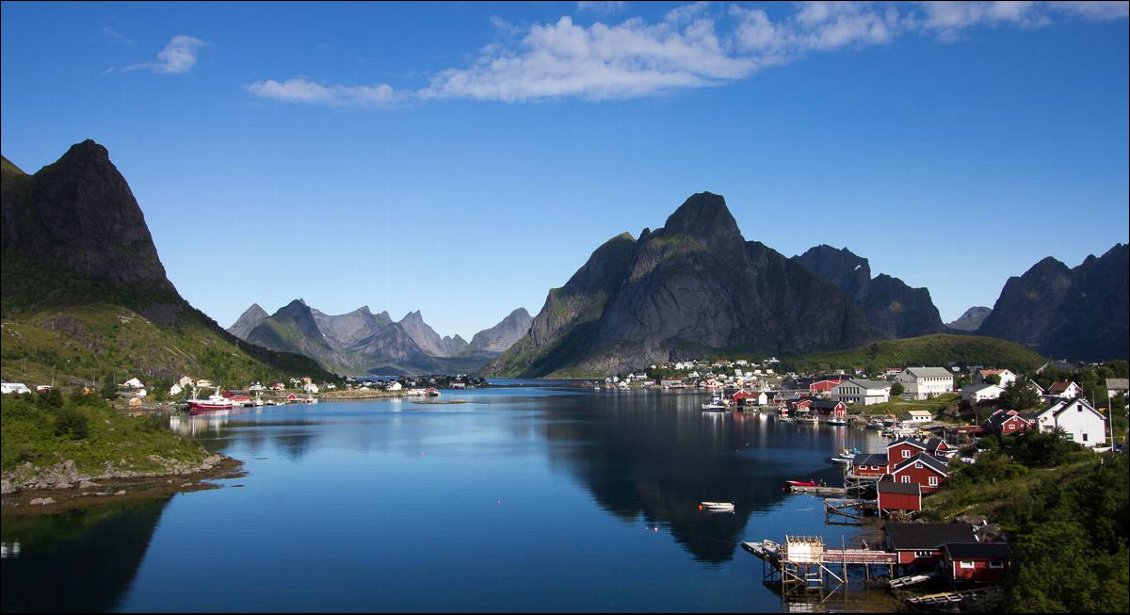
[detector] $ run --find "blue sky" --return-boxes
[2,1,1128,340]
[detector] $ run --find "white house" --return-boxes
[896,367,954,400]
[386,381,403,392]
[904,409,934,424]
[122,377,145,389]
[975,368,1017,388]
[1105,378,1128,401]
[178,375,195,388]
[831,379,892,406]
[1033,399,1107,448]
[169,383,183,397]
[1045,380,1081,400]
[961,383,1005,404]
[1,382,32,395]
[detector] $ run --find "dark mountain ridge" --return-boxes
[489,192,875,377]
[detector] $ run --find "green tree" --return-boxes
[100,372,119,400]
[890,382,905,397]
[999,378,1041,410]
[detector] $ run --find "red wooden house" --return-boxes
[877,479,921,514]
[885,523,977,567]
[889,453,949,494]
[941,542,1012,583]
[809,378,847,395]
[849,453,890,478]
[887,437,928,465]
[984,409,1034,436]
[811,399,847,419]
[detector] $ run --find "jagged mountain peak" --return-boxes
[228,303,271,339]
[661,191,742,246]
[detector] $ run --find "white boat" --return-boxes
[699,501,735,513]
[825,417,849,426]
[701,395,728,411]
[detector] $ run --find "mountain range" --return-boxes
[488,192,1128,377]
[3,141,1125,385]
[976,244,1128,361]
[488,192,879,377]
[228,300,532,376]
[1,140,331,386]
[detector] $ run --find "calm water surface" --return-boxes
[2,386,897,612]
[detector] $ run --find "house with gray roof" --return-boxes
[831,378,892,406]
[896,367,954,400]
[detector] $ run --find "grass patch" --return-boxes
[2,393,208,477]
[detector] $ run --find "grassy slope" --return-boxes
[781,333,1047,373]
[2,394,207,476]
[1,302,321,389]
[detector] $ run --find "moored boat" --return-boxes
[699,501,735,512]
[701,395,728,411]
[785,479,824,488]
[187,387,234,415]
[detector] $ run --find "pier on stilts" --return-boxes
[742,536,897,600]
[823,498,876,524]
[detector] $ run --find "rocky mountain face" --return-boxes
[229,303,269,340]
[0,140,331,382]
[2,142,179,317]
[792,245,945,339]
[947,306,992,332]
[311,306,390,349]
[469,308,532,354]
[488,193,875,377]
[231,302,528,376]
[977,245,1128,360]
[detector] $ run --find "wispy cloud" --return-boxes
[246,1,1129,107]
[576,1,627,13]
[244,77,400,107]
[126,35,206,74]
[100,26,135,45]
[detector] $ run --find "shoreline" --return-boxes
[0,455,245,516]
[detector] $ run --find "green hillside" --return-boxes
[780,333,1047,374]
[1,302,329,391]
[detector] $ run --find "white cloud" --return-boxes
[247,1,1129,107]
[245,77,399,107]
[419,12,758,102]
[127,35,206,74]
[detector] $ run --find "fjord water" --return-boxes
[2,386,894,612]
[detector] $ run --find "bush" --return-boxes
[53,407,89,440]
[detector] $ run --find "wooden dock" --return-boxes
[742,537,897,599]
[788,485,847,496]
[905,587,994,606]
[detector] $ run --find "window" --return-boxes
[1082,434,1088,442]
[901,475,911,484]
[914,550,932,557]
[989,561,1005,569]
[915,462,922,469]
[928,476,938,486]
[902,450,910,458]
[959,561,975,569]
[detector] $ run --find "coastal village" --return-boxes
[3,355,1125,609]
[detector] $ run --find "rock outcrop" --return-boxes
[792,245,945,339]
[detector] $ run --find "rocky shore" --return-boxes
[0,454,245,514]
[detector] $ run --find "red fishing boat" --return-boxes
[784,479,823,488]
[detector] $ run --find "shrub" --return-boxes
[53,407,89,440]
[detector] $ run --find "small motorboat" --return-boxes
[699,501,735,513]
[785,479,823,488]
